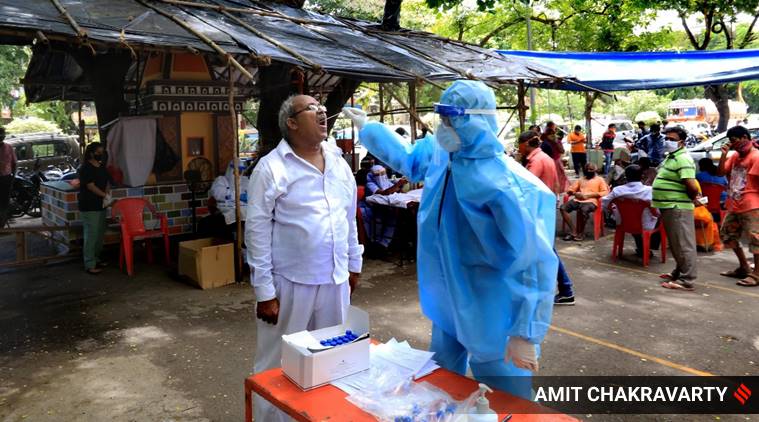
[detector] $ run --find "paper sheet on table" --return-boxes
[365,188,423,208]
[332,338,440,395]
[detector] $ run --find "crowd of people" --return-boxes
[518,120,759,291]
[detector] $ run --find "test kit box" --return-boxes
[178,238,234,289]
[281,306,370,390]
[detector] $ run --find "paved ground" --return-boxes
[0,231,757,421]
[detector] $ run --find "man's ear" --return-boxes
[286,117,298,132]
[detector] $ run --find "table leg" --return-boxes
[245,381,253,422]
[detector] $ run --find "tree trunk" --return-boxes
[737,82,745,103]
[323,77,360,134]
[705,84,730,132]
[70,49,133,143]
[255,62,302,156]
[584,92,599,148]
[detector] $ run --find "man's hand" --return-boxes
[505,337,538,372]
[721,142,730,157]
[349,272,360,296]
[574,192,585,200]
[256,298,280,325]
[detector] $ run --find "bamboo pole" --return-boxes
[137,0,254,81]
[219,9,322,73]
[49,0,96,54]
[517,81,527,133]
[384,84,429,132]
[378,84,385,124]
[49,0,86,38]
[229,64,243,281]
[408,82,418,141]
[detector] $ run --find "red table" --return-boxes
[245,367,578,421]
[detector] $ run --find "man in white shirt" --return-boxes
[601,164,661,257]
[246,95,363,422]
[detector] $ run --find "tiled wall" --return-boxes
[41,182,209,248]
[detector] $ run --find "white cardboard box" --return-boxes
[281,306,370,390]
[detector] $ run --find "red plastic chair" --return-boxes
[562,194,604,240]
[112,198,170,276]
[610,198,667,267]
[700,182,727,224]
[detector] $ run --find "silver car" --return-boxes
[687,126,759,164]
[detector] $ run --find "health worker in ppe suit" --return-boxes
[343,80,558,399]
[210,160,250,225]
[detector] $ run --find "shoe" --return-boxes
[660,280,695,291]
[554,295,575,306]
[85,267,103,275]
[96,261,108,269]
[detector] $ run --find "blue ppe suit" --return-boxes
[359,81,558,398]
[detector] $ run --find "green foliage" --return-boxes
[5,116,61,134]
[306,0,385,20]
[12,96,77,134]
[0,46,29,107]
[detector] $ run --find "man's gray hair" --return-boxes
[278,95,298,140]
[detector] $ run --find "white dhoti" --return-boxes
[253,275,350,422]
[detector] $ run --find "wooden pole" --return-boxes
[378,84,385,124]
[229,64,243,281]
[517,81,527,133]
[137,0,254,81]
[408,82,418,141]
[384,84,428,132]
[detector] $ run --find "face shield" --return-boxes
[433,103,497,153]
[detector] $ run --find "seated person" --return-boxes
[204,160,249,239]
[695,157,727,220]
[607,147,632,189]
[637,157,658,186]
[601,165,660,258]
[365,164,408,249]
[561,163,609,241]
[355,154,375,187]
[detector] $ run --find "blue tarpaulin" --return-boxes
[497,49,759,91]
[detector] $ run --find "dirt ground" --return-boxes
[0,233,757,421]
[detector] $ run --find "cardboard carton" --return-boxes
[178,238,234,289]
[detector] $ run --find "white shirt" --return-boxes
[601,181,658,231]
[245,140,363,301]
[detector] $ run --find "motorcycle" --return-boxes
[9,159,52,219]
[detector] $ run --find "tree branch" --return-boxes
[738,11,759,49]
[478,19,520,46]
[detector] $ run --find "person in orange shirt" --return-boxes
[567,125,587,177]
[518,131,559,193]
[561,162,610,241]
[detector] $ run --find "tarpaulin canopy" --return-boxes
[497,49,759,91]
[0,0,568,102]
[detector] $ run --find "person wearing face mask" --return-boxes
[519,131,576,306]
[717,126,759,287]
[343,80,557,399]
[652,127,700,291]
[635,123,666,166]
[561,162,610,241]
[78,142,111,275]
[365,164,407,249]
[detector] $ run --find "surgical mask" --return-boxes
[94,153,104,161]
[663,140,679,153]
[436,121,461,153]
[585,171,595,179]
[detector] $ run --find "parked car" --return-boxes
[5,132,80,174]
[667,121,714,140]
[687,125,759,164]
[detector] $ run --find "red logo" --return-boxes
[734,384,752,405]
